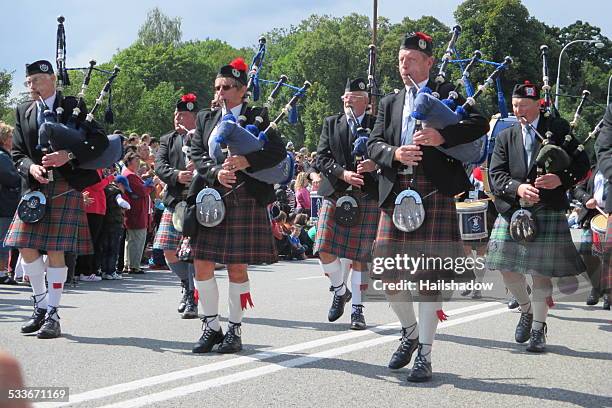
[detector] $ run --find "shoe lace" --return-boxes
[531,322,547,342]
[413,343,431,370]
[43,306,60,323]
[225,322,242,343]
[200,315,219,340]
[31,292,47,311]
[518,312,533,329]
[398,323,417,351]
[331,283,347,308]
[351,304,364,318]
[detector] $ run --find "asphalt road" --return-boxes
[0,258,610,408]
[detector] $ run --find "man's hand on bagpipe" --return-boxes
[218,169,238,188]
[356,159,377,174]
[222,155,250,172]
[29,164,50,184]
[534,173,562,190]
[41,150,71,168]
[342,170,365,187]
[394,145,423,166]
[517,184,540,203]
[413,128,445,147]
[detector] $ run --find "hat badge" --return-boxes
[358,82,366,90]
[231,68,240,78]
[40,63,49,72]
[418,39,427,50]
[526,87,535,96]
[186,102,194,110]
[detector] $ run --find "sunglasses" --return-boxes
[214,84,235,91]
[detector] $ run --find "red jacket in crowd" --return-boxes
[121,168,154,230]
[83,170,114,215]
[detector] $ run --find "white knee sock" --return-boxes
[351,269,365,307]
[46,266,68,319]
[532,280,552,330]
[418,300,442,363]
[194,277,220,331]
[228,281,252,326]
[321,258,345,295]
[502,273,532,313]
[22,257,48,309]
[14,255,25,279]
[386,291,417,337]
[340,258,351,286]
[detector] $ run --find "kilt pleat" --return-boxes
[153,208,182,250]
[486,209,585,277]
[192,184,278,265]
[3,180,93,255]
[313,190,379,262]
[373,173,465,282]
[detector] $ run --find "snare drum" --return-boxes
[456,201,489,240]
[591,214,608,254]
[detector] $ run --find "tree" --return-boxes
[137,7,182,47]
[0,69,14,124]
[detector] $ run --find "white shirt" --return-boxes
[221,103,243,120]
[38,93,56,112]
[401,79,428,145]
[594,170,606,208]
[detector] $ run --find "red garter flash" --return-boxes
[240,292,254,310]
[436,309,449,322]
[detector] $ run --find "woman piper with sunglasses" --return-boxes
[188,58,287,354]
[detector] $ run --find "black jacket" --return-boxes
[595,103,612,213]
[571,165,599,228]
[11,94,108,192]
[367,79,490,206]
[188,104,287,206]
[489,113,590,215]
[0,146,20,217]
[155,130,189,209]
[315,112,378,199]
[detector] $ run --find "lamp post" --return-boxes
[554,39,605,109]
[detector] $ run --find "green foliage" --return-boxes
[24,1,608,149]
[137,7,183,47]
[0,69,14,125]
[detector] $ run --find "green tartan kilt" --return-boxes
[486,209,585,277]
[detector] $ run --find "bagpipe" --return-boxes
[37,16,123,170]
[208,80,310,185]
[206,36,312,185]
[408,25,513,164]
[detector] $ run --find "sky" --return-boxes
[2,0,610,99]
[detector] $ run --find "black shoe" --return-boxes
[178,281,189,313]
[182,291,198,319]
[471,289,482,299]
[407,345,433,382]
[20,293,48,334]
[388,326,419,370]
[192,316,224,353]
[328,285,352,322]
[0,275,18,285]
[515,312,533,343]
[21,307,47,334]
[460,289,472,297]
[586,287,601,306]
[217,323,243,354]
[603,294,610,310]
[37,307,61,339]
[350,305,366,330]
[508,296,519,310]
[526,323,547,353]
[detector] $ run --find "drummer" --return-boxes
[456,165,497,299]
[486,81,590,352]
[571,164,607,307]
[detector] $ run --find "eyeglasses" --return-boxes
[23,77,45,88]
[214,84,234,91]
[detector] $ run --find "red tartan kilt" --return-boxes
[313,190,379,262]
[3,179,93,255]
[153,208,182,250]
[191,184,278,265]
[373,173,465,283]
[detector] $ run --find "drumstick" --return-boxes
[454,191,466,199]
[595,206,608,217]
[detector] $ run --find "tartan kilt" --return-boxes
[313,190,379,262]
[192,184,278,265]
[153,208,182,250]
[486,209,585,277]
[373,173,465,283]
[3,179,93,255]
